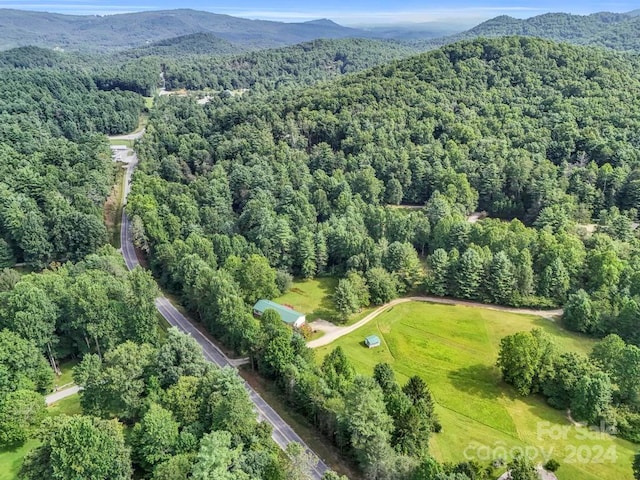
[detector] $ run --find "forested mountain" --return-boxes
[124,37,640,475]
[0,46,87,69]
[0,63,146,268]
[0,8,371,53]
[430,9,640,52]
[121,32,242,58]
[162,38,419,91]
[362,21,471,41]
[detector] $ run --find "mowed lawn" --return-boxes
[0,394,82,479]
[316,301,636,480]
[275,278,339,322]
[275,277,375,325]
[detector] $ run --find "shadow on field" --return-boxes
[447,364,501,399]
[313,279,340,323]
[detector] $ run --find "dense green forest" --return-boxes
[0,251,309,479]
[4,19,640,478]
[125,36,640,477]
[440,10,640,52]
[161,38,418,91]
[0,69,145,139]
[121,32,242,58]
[0,64,148,267]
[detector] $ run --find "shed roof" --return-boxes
[365,335,381,345]
[253,299,304,325]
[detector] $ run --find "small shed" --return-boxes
[365,335,381,348]
[253,299,306,328]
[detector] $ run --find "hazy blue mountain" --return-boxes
[120,32,242,57]
[361,22,471,41]
[0,8,372,52]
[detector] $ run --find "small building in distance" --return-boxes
[365,335,381,348]
[253,299,306,328]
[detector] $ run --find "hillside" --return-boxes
[127,36,640,479]
[0,8,371,53]
[136,36,640,227]
[121,32,242,58]
[162,38,420,91]
[429,10,640,52]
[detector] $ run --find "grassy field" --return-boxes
[275,277,375,325]
[316,301,636,480]
[48,395,82,417]
[0,393,82,479]
[275,278,339,322]
[108,138,134,148]
[52,359,78,392]
[0,439,38,480]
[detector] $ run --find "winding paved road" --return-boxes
[308,296,563,349]
[115,141,329,479]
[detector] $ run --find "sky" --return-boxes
[0,0,638,25]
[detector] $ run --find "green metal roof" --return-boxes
[365,335,381,345]
[253,299,304,324]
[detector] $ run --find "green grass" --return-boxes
[108,138,134,148]
[53,359,78,391]
[0,439,38,480]
[48,394,82,417]
[316,301,635,480]
[104,163,126,248]
[275,278,339,322]
[275,277,373,325]
[0,393,82,479]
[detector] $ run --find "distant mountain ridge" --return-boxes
[440,9,640,52]
[121,32,242,57]
[0,8,372,52]
[4,7,640,55]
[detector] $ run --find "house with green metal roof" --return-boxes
[253,299,306,328]
[365,335,381,348]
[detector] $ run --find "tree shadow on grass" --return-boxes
[309,277,340,323]
[447,364,505,400]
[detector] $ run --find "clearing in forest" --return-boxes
[316,301,636,480]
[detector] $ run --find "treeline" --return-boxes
[0,250,325,479]
[162,38,417,92]
[94,56,162,97]
[0,69,145,139]
[0,135,113,268]
[120,32,241,58]
[498,329,640,443]
[451,11,640,52]
[20,331,297,480]
[131,37,640,334]
[0,58,150,267]
[0,46,161,98]
[0,248,159,369]
[0,247,157,452]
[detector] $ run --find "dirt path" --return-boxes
[307,296,563,348]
